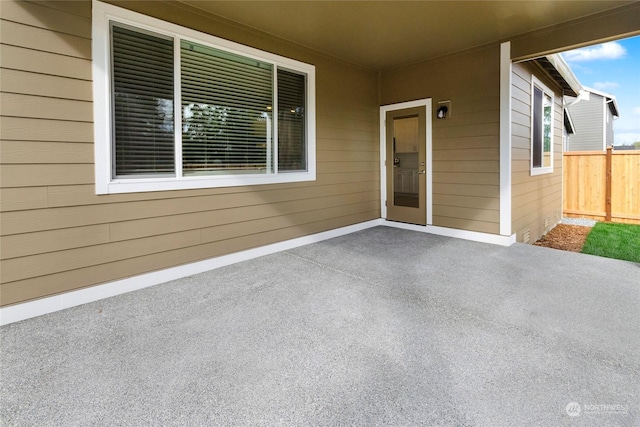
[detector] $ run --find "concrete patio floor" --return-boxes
[1,226,638,426]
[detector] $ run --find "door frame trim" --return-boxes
[380,99,432,224]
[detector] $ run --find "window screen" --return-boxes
[542,94,552,168]
[111,24,175,177]
[532,86,543,168]
[181,41,273,175]
[277,69,306,171]
[532,84,552,170]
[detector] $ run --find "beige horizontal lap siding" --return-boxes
[0,0,380,306]
[510,61,563,244]
[380,45,501,234]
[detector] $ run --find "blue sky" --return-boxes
[561,36,640,146]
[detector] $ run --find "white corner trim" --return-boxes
[382,220,516,246]
[0,219,382,326]
[499,41,512,237]
[92,1,111,195]
[602,96,607,151]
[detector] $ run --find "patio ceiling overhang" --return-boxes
[178,0,639,71]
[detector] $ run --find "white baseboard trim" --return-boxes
[0,219,382,326]
[1,218,517,325]
[381,220,517,246]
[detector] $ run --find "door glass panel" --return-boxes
[393,116,419,208]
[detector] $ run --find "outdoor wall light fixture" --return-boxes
[437,100,451,119]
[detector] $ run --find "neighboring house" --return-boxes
[565,87,620,151]
[1,0,638,322]
[615,145,640,151]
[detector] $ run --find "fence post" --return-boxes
[605,146,613,222]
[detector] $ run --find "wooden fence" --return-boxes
[563,147,640,224]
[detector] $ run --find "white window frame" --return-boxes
[92,0,316,194]
[530,76,554,176]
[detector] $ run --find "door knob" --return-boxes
[417,170,426,174]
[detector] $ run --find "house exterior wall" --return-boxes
[511,62,564,243]
[566,94,606,151]
[0,0,380,306]
[380,45,501,235]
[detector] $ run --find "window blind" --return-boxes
[181,41,273,175]
[112,24,175,177]
[277,69,306,171]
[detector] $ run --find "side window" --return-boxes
[531,78,554,175]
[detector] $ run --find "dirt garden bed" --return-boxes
[533,224,592,252]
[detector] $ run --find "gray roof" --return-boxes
[534,55,582,97]
[582,86,620,117]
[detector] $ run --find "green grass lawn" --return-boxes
[582,222,640,263]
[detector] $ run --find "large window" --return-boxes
[93,1,315,194]
[530,77,554,176]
